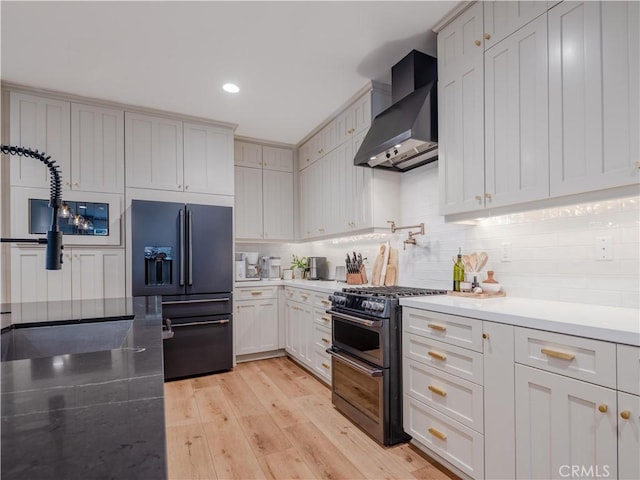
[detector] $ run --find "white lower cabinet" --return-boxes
[515,364,618,479]
[403,309,635,480]
[617,391,640,480]
[235,287,278,357]
[10,247,125,303]
[403,307,485,478]
[283,287,331,385]
[404,394,485,479]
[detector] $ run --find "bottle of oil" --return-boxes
[453,247,465,292]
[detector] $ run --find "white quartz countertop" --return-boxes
[400,295,640,346]
[235,279,346,294]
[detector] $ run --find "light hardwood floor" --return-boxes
[164,356,458,480]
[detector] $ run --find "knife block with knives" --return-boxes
[346,251,367,285]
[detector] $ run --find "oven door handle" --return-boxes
[325,309,382,328]
[326,348,383,377]
[171,319,230,328]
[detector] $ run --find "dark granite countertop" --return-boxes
[1,296,167,480]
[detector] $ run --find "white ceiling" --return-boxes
[1,1,457,145]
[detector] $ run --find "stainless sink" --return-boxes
[1,316,134,362]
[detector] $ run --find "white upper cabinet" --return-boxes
[71,103,124,194]
[263,169,294,240]
[484,14,549,208]
[234,165,263,239]
[9,92,70,189]
[183,122,234,195]
[234,141,263,168]
[125,112,184,191]
[234,141,294,241]
[483,1,549,49]
[262,145,293,172]
[549,1,640,196]
[438,2,485,215]
[351,93,372,134]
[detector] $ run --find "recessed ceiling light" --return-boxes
[394,144,402,149]
[222,83,240,93]
[370,156,377,161]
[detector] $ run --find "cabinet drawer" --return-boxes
[404,333,484,385]
[312,348,332,384]
[283,287,311,303]
[618,345,640,395]
[514,327,616,388]
[404,358,484,433]
[312,292,332,309]
[313,323,331,350]
[235,286,278,300]
[404,395,485,479]
[313,308,332,329]
[404,308,483,352]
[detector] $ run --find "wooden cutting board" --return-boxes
[384,248,398,286]
[379,242,391,285]
[371,243,386,286]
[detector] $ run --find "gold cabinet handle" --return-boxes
[177,184,182,189]
[474,40,481,46]
[475,195,483,202]
[428,385,447,397]
[321,337,330,344]
[428,427,447,441]
[598,404,608,413]
[484,33,491,40]
[635,161,640,169]
[428,323,446,332]
[485,192,492,201]
[541,348,575,361]
[482,333,489,339]
[620,410,631,419]
[428,351,447,361]
[321,316,330,322]
[321,300,330,305]
[251,291,263,296]
[322,362,330,370]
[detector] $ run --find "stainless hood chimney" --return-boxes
[354,50,438,172]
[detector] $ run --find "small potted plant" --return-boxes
[291,254,307,280]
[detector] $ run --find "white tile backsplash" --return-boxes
[239,162,639,309]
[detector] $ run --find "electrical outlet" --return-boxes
[595,236,613,261]
[501,242,511,262]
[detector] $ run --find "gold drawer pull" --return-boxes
[541,348,575,361]
[251,291,263,296]
[428,427,447,441]
[322,337,330,344]
[321,362,330,370]
[620,410,631,420]
[428,323,446,332]
[300,294,309,299]
[321,300,330,305]
[428,351,447,361]
[321,316,330,322]
[428,385,447,397]
[483,333,489,339]
[598,404,608,413]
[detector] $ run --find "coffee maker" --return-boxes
[236,251,260,281]
[260,256,282,280]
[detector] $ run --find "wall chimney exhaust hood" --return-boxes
[354,50,438,172]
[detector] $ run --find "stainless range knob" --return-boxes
[362,301,371,309]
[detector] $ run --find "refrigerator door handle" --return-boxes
[179,209,185,286]
[188,209,193,286]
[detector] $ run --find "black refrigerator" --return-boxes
[131,200,233,380]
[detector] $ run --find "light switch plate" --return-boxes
[595,236,613,261]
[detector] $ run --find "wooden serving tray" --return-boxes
[447,290,506,299]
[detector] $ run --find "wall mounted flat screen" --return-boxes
[29,199,109,236]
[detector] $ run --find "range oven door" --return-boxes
[328,308,389,368]
[327,347,387,445]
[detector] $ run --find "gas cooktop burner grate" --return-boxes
[341,286,447,298]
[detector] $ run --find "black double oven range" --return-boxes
[327,286,446,446]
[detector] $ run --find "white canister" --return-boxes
[282,269,293,280]
[235,261,246,280]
